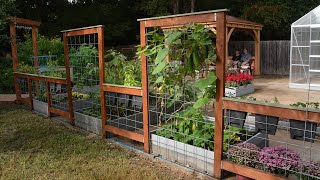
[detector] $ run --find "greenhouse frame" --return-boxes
[290,5,320,90]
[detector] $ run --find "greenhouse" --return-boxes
[290,5,320,90]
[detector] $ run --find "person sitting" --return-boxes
[240,48,252,66]
[231,50,241,68]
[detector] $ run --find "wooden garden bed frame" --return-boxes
[11,13,319,180]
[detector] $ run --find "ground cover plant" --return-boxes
[0,102,200,180]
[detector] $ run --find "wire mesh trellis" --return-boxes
[223,100,320,180]
[143,25,218,175]
[67,33,101,117]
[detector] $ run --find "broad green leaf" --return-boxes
[195,72,216,90]
[193,97,209,109]
[155,76,163,84]
[155,48,169,65]
[195,24,205,31]
[166,31,182,45]
[152,60,166,74]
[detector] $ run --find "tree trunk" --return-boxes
[191,0,195,12]
[173,0,180,14]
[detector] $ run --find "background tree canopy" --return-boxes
[1,0,320,47]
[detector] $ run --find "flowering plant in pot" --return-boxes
[295,161,320,180]
[227,143,260,180]
[225,72,254,97]
[225,73,253,88]
[258,146,301,177]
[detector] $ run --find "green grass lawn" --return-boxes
[0,102,199,180]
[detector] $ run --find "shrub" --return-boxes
[258,146,301,176]
[17,34,64,66]
[227,142,260,167]
[0,57,14,93]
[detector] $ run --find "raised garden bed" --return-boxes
[151,131,267,175]
[74,112,102,135]
[33,99,48,116]
[151,133,214,175]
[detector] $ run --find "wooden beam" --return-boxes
[9,17,41,27]
[10,21,18,72]
[222,161,286,180]
[97,26,107,138]
[65,28,99,37]
[225,27,235,65]
[49,107,70,118]
[105,126,144,143]
[32,26,39,68]
[227,23,262,30]
[140,21,150,153]
[63,32,75,125]
[142,13,216,28]
[102,84,142,96]
[213,11,227,179]
[223,99,320,123]
[28,78,33,110]
[46,81,52,118]
[45,77,67,84]
[254,30,261,75]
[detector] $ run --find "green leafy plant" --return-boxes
[17,33,64,66]
[290,102,319,109]
[17,62,37,74]
[70,45,99,87]
[41,60,65,78]
[123,60,141,87]
[156,107,243,151]
[137,24,216,111]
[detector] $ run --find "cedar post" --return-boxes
[213,11,227,179]
[140,21,150,153]
[63,32,75,125]
[98,26,107,137]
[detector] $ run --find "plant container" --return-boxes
[74,112,102,135]
[255,115,279,135]
[225,84,254,97]
[289,120,317,143]
[225,110,247,128]
[151,133,214,175]
[33,99,48,116]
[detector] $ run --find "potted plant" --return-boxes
[225,72,254,97]
[289,102,318,143]
[225,109,247,128]
[255,97,280,135]
[258,146,301,177]
[227,143,260,180]
[294,161,320,180]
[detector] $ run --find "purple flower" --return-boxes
[258,146,301,175]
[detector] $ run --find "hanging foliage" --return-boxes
[137,23,216,110]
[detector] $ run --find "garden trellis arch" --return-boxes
[138,9,228,177]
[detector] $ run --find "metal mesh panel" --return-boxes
[223,102,320,179]
[106,93,143,133]
[145,26,216,175]
[67,34,101,117]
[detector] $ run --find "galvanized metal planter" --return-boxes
[225,84,254,97]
